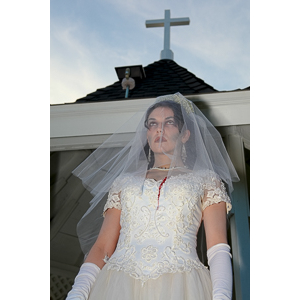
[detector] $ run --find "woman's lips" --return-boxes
[154,137,167,142]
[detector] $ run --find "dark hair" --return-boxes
[144,100,184,132]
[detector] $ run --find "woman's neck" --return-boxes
[153,154,184,168]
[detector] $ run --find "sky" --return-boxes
[50,0,250,105]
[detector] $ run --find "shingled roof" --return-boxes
[75,59,218,103]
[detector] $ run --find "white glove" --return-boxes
[66,262,100,300]
[207,243,233,300]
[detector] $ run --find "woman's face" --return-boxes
[146,106,182,156]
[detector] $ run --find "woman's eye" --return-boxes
[149,122,157,127]
[166,120,175,125]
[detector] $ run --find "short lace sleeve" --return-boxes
[201,171,232,213]
[103,176,123,217]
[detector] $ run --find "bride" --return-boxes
[66,93,239,299]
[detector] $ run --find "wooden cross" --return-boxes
[146,10,190,60]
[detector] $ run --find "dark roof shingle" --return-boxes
[76,59,217,103]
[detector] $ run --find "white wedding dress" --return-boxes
[88,170,231,300]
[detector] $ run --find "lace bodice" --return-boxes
[103,170,231,284]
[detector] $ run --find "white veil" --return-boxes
[72,92,239,256]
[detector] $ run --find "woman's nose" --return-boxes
[156,123,164,132]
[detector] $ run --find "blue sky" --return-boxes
[50,0,250,104]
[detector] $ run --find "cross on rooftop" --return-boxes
[146,9,190,60]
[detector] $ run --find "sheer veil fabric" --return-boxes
[72,92,239,256]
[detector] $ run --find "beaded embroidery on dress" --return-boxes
[102,169,231,285]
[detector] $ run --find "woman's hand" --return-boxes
[66,208,121,300]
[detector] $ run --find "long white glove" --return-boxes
[207,243,233,300]
[66,262,100,300]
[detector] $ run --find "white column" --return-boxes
[225,134,250,300]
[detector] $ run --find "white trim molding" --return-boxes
[51,90,250,151]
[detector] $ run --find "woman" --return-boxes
[66,93,239,299]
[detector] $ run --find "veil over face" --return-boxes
[146,107,182,157]
[72,92,239,255]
